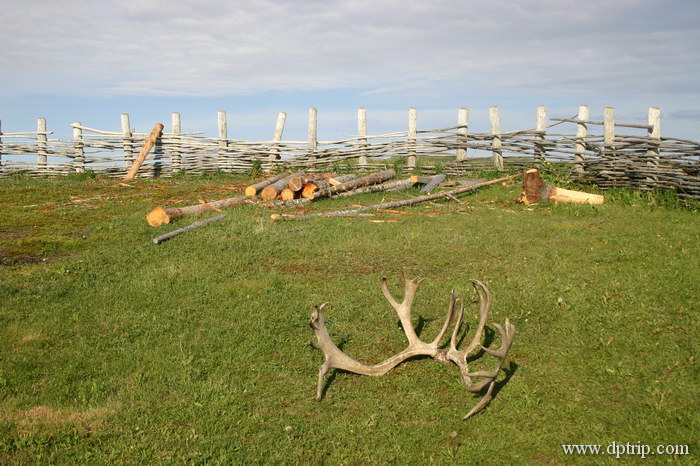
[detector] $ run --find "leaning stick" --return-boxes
[153,214,226,244]
[294,174,520,220]
[147,196,256,227]
[124,123,164,181]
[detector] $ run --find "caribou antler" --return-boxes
[309,274,515,419]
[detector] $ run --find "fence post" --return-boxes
[171,112,182,172]
[218,110,228,171]
[358,107,368,169]
[456,107,469,161]
[603,107,615,157]
[574,105,589,176]
[72,122,84,173]
[0,120,3,166]
[265,111,286,173]
[489,106,504,170]
[121,113,133,168]
[307,107,317,163]
[37,117,48,173]
[646,106,661,187]
[407,107,417,171]
[535,106,547,166]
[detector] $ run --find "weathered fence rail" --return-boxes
[1,106,698,199]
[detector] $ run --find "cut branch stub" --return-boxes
[309,275,516,420]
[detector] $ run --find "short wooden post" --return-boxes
[307,107,317,162]
[72,122,85,173]
[456,107,469,161]
[603,107,615,156]
[535,106,547,166]
[218,110,228,170]
[358,107,368,169]
[0,120,3,166]
[37,118,48,172]
[407,107,417,171]
[574,105,589,175]
[489,106,504,170]
[171,112,182,171]
[121,113,133,167]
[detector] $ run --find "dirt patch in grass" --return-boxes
[5,405,116,434]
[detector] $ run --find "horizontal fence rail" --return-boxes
[0,106,698,199]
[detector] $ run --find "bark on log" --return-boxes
[245,172,291,196]
[260,171,304,200]
[517,169,604,205]
[124,123,164,181]
[315,169,396,199]
[153,214,227,244]
[147,196,256,227]
[295,174,520,220]
[328,174,357,186]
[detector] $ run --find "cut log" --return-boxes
[315,169,396,199]
[153,214,227,244]
[280,188,297,201]
[260,171,304,200]
[295,174,521,220]
[302,180,331,199]
[332,177,416,198]
[328,174,357,186]
[245,172,291,196]
[124,123,164,181]
[147,196,256,227]
[517,169,604,205]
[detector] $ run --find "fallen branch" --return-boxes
[147,196,256,227]
[153,214,227,244]
[124,123,164,181]
[294,174,520,220]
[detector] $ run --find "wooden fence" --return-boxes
[1,106,698,199]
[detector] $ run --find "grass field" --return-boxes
[1,171,698,464]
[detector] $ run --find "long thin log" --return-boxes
[295,174,520,220]
[147,196,256,227]
[315,169,396,199]
[124,123,164,181]
[153,214,227,244]
[245,172,291,196]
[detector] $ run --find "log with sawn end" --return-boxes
[244,172,291,196]
[147,196,256,227]
[314,169,396,199]
[517,169,604,205]
[260,171,305,200]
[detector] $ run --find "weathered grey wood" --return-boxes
[456,108,469,161]
[489,106,503,170]
[647,107,661,162]
[604,107,615,156]
[171,112,182,171]
[0,120,3,166]
[407,108,417,170]
[535,106,547,165]
[153,214,227,244]
[268,112,286,164]
[308,107,317,161]
[72,122,84,173]
[37,118,48,171]
[551,117,653,130]
[358,107,368,168]
[420,174,446,192]
[574,105,589,175]
[457,178,487,186]
[218,110,228,170]
[121,113,133,167]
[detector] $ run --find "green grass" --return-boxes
[1,173,698,464]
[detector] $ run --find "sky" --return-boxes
[1,0,699,142]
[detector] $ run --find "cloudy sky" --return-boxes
[1,0,699,141]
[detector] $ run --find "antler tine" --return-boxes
[449,298,465,352]
[430,289,458,346]
[379,275,425,347]
[460,279,492,356]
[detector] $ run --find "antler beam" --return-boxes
[309,274,515,420]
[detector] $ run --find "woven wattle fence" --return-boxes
[1,106,698,199]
